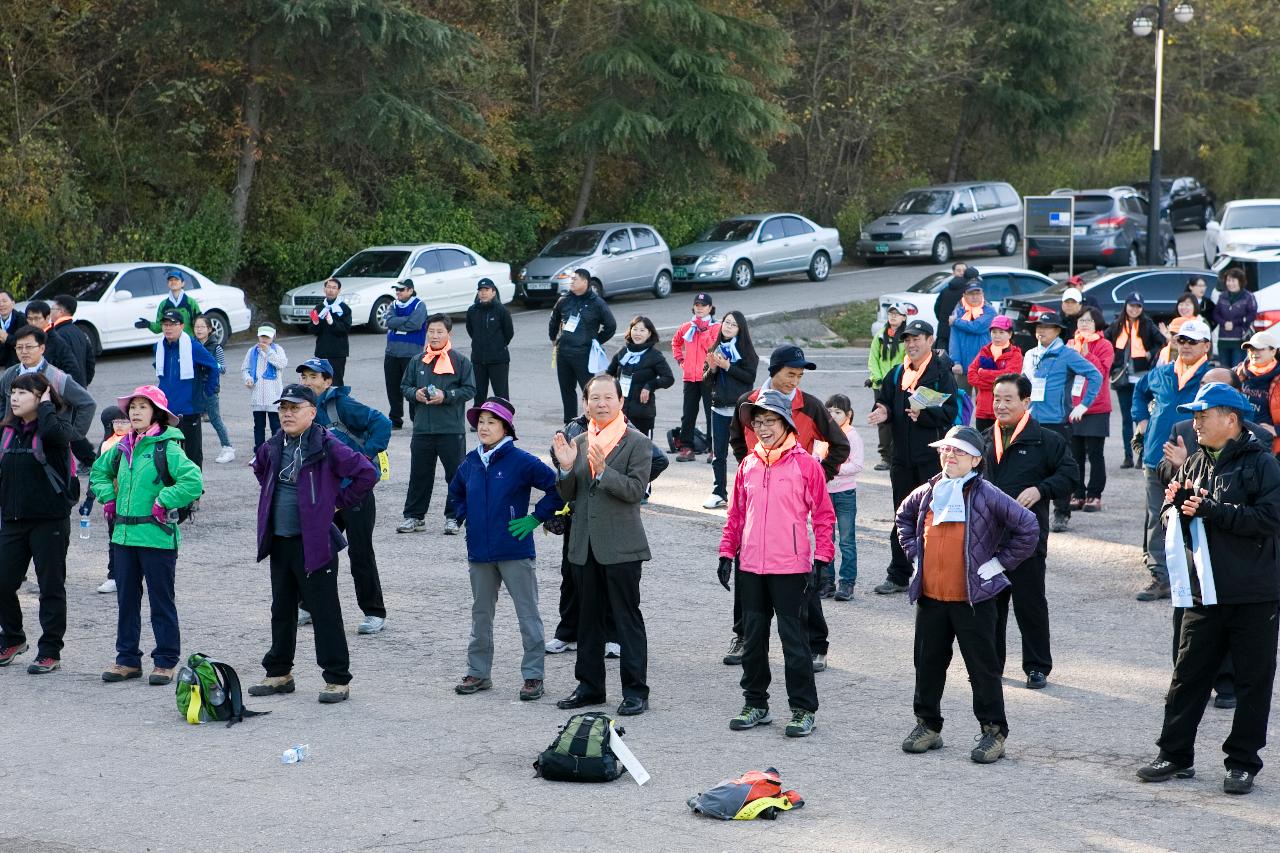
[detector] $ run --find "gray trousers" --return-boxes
[467,559,544,680]
[1143,466,1169,582]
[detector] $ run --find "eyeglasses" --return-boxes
[13,344,40,352]
[751,417,783,429]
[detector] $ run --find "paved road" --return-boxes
[5,225,1271,853]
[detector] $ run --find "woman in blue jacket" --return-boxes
[948,280,996,392]
[448,397,564,701]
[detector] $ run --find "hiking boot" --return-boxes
[149,667,175,686]
[519,679,544,701]
[784,708,816,738]
[443,518,460,535]
[676,447,695,462]
[874,578,908,595]
[545,638,576,654]
[214,446,236,464]
[101,664,141,682]
[248,674,295,696]
[1136,758,1195,782]
[702,493,727,509]
[729,705,773,731]
[1136,580,1171,602]
[1083,497,1102,513]
[834,581,854,602]
[1120,457,1135,469]
[874,460,890,471]
[604,642,621,659]
[1050,512,1069,533]
[96,578,116,594]
[817,578,836,599]
[396,517,426,534]
[27,657,59,675]
[297,608,313,627]
[723,636,744,665]
[358,615,386,635]
[1068,497,1085,511]
[319,683,350,703]
[1224,769,1255,795]
[970,724,1006,764]
[455,675,492,695]
[812,653,827,673]
[902,719,943,753]
[0,642,28,666]
[1026,671,1048,689]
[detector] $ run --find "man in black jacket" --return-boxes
[982,373,1078,689]
[548,269,616,423]
[467,278,514,403]
[868,320,959,594]
[0,290,20,369]
[1137,382,1280,796]
[48,295,96,387]
[933,262,969,352]
[309,277,352,385]
[24,301,78,384]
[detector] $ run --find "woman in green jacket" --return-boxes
[89,385,203,685]
[867,304,906,470]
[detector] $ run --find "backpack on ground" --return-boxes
[665,427,709,454]
[0,426,81,503]
[109,439,197,523]
[688,767,805,820]
[534,712,626,782]
[174,653,267,728]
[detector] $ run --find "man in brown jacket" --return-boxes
[552,373,652,716]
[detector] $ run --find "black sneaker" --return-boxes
[833,581,854,602]
[874,578,909,595]
[1135,580,1171,602]
[784,708,815,738]
[1214,692,1238,709]
[722,636,744,665]
[1050,512,1069,533]
[1026,671,1047,689]
[1120,457,1135,469]
[817,578,836,599]
[1224,769,1255,795]
[1136,758,1195,782]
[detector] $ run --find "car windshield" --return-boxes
[1073,196,1115,216]
[888,191,953,216]
[541,230,603,257]
[333,250,410,278]
[906,272,951,294]
[699,220,758,242]
[1222,206,1280,230]
[28,270,118,302]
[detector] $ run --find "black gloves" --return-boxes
[812,559,831,578]
[863,377,873,388]
[717,556,734,590]
[134,318,150,329]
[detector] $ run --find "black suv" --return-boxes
[1026,187,1178,274]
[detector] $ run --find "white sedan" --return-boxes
[22,262,252,352]
[279,243,513,332]
[1204,198,1280,266]
[870,267,1056,337]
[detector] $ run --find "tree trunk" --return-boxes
[228,33,264,279]
[945,116,966,183]
[567,144,597,229]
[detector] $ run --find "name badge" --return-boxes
[619,375,633,398]
[1071,375,1086,397]
[1030,377,1047,402]
[562,313,581,333]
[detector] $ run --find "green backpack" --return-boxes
[175,653,267,728]
[534,712,625,782]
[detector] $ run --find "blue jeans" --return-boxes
[828,489,858,584]
[1219,340,1246,369]
[711,412,732,499]
[205,392,232,447]
[1115,383,1135,461]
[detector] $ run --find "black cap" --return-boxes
[394,279,414,291]
[963,266,980,280]
[901,319,934,338]
[274,383,318,407]
[476,278,496,291]
[1035,310,1066,329]
[160,309,184,324]
[693,292,713,305]
[1125,291,1144,305]
[768,344,817,376]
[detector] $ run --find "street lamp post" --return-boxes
[1131,2,1194,266]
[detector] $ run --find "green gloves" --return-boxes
[508,514,542,540]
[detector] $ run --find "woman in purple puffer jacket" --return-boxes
[894,425,1038,766]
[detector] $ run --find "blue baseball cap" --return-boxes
[1177,382,1254,417]
[165,269,183,280]
[296,357,334,378]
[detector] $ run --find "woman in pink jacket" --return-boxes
[1066,306,1114,512]
[717,389,835,739]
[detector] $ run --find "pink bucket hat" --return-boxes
[466,396,517,439]
[990,315,1013,331]
[116,385,179,426]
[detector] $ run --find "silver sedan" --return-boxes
[670,213,843,290]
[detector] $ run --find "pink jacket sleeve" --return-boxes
[806,458,837,563]
[719,459,748,558]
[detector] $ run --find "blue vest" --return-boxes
[387,297,426,347]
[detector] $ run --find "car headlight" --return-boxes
[554,270,573,282]
[700,254,725,265]
[345,292,363,305]
[860,232,870,240]
[518,267,527,280]
[908,229,928,239]
[1225,243,1253,253]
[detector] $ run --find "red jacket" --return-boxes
[671,320,719,383]
[1068,335,1114,415]
[729,387,850,481]
[967,343,1024,421]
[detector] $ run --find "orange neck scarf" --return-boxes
[588,412,627,477]
[994,411,1031,464]
[962,297,986,321]
[1247,359,1277,377]
[1116,320,1147,358]
[753,432,797,466]
[421,339,455,374]
[1070,331,1100,353]
[989,343,1007,360]
[900,350,933,391]
[1175,355,1207,390]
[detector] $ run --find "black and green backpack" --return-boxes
[534,712,626,782]
[175,653,267,728]
[109,438,197,524]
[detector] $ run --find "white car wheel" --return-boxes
[204,311,230,346]
[370,297,393,333]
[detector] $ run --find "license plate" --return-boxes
[673,266,688,278]
[1004,307,1020,319]
[525,281,551,291]
[1073,226,1087,236]
[290,307,310,316]
[874,243,889,252]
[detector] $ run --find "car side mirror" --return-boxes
[601,245,614,255]
[113,290,132,301]
[411,267,426,276]
[953,204,969,215]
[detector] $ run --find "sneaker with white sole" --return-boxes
[702,494,727,509]
[214,446,236,464]
[358,615,386,635]
[605,642,621,659]
[443,518,460,535]
[545,638,576,654]
[97,578,116,594]
[397,517,426,534]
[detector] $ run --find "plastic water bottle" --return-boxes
[79,516,91,540]
[280,744,310,765]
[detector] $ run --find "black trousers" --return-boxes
[403,433,465,520]
[679,380,712,448]
[573,548,647,701]
[0,517,69,660]
[383,355,413,426]
[556,350,592,423]
[887,457,942,584]
[914,596,1008,736]
[71,436,98,469]
[1157,601,1279,775]
[1042,422,1072,516]
[995,553,1052,676]
[474,361,510,404]
[177,414,204,468]
[1172,606,1233,697]
[553,529,616,643]
[876,421,893,464]
[263,536,350,685]
[328,357,347,387]
[333,491,384,618]
[739,570,818,713]
[1071,434,1107,499]
[732,563,828,653]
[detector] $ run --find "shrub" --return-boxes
[106,191,240,281]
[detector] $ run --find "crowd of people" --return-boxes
[0,261,1276,796]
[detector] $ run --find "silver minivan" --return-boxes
[518,222,674,304]
[856,182,1023,265]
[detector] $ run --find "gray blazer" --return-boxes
[557,427,652,565]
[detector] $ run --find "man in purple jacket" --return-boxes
[248,383,378,704]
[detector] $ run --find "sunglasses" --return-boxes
[1175,336,1202,345]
